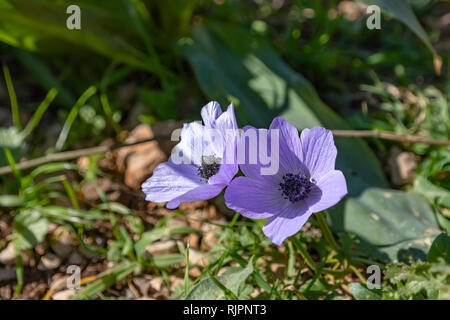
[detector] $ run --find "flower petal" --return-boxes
[201,101,222,128]
[208,163,238,186]
[306,170,347,213]
[299,127,337,179]
[215,102,237,132]
[262,202,312,245]
[171,121,205,166]
[269,117,305,175]
[238,126,284,184]
[225,176,283,219]
[141,160,205,204]
[167,184,225,209]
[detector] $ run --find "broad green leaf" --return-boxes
[359,0,441,74]
[135,226,201,257]
[13,210,49,250]
[71,261,139,300]
[180,24,388,197]
[185,258,254,300]
[349,283,381,300]
[428,233,450,264]
[330,188,441,262]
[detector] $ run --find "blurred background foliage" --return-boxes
[0,0,448,300]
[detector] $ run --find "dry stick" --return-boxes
[0,130,449,176]
[331,129,450,145]
[0,135,170,176]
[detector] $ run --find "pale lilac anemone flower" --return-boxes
[142,101,239,209]
[225,117,347,245]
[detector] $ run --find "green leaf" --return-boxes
[135,226,201,257]
[359,0,441,74]
[349,283,381,300]
[299,278,333,300]
[152,254,185,268]
[412,175,450,205]
[428,233,450,264]
[97,202,132,215]
[40,206,107,224]
[330,188,441,262]
[13,210,49,250]
[0,195,25,207]
[185,257,254,300]
[180,23,388,197]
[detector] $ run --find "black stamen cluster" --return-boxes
[198,156,221,180]
[279,173,314,203]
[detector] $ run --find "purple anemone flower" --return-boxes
[142,101,239,209]
[225,117,347,245]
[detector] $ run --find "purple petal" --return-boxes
[306,170,347,213]
[215,102,237,132]
[208,163,238,186]
[172,121,206,166]
[299,127,337,179]
[224,176,282,219]
[237,126,283,185]
[141,161,205,203]
[201,101,222,128]
[269,117,305,175]
[167,184,225,209]
[262,202,312,245]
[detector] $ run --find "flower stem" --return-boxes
[315,211,339,252]
[291,237,317,273]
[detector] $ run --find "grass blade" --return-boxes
[55,86,97,150]
[2,64,21,129]
[22,88,58,139]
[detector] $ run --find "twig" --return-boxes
[331,129,450,145]
[0,129,449,176]
[0,135,169,176]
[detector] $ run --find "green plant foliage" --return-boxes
[350,235,450,300]
[185,257,254,300]
[135,225,201,258]
[348,283,382,300]
[360,0,441,72]
[71,261,140,300]
[331,188,441,262]
[13,210,49,250]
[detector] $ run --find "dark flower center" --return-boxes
[279,173,315,203]
[198,156,221,181]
